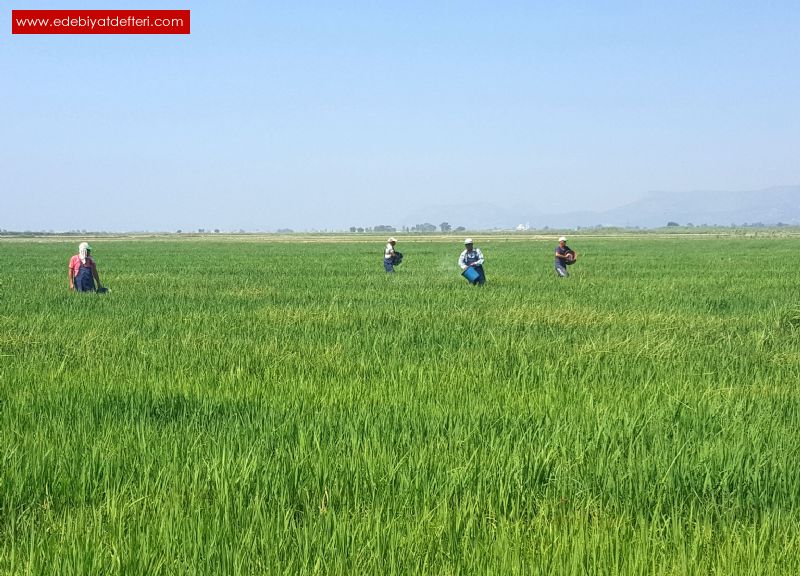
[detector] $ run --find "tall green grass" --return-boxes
[1,234,799,574]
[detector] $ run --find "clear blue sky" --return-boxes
[3,0,799,231]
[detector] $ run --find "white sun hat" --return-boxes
[388,237,397,243]
[559,236,567,242]
[464,238,473,244]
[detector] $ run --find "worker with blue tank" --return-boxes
[459,238,486,286]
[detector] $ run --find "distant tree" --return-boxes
[454,226,466,232]
[176,229,182,234]
[411,223,436,233]
[666,221,680,227]
[374,224,396,232]
[214,229,220,234]
[439,222,452,232]
[277,228,294,233]
[349,226,357,233]
[357,227,364,233]
[198,228,205,233]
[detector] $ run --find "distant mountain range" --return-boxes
[401,186,800,230]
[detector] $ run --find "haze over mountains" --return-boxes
[401,186,800,230]
[5,187,798,234]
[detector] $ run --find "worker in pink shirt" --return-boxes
[69,242,106,292]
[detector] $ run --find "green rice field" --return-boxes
[2,233,800,574]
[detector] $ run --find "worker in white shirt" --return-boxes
[383,237,402,272]
[458,238,485,285]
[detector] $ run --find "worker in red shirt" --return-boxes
[68,242,105,292]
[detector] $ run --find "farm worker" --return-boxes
[554,236,576,277]
[384,237,399,272]
[68,242,104,292]
[459,238,486,286]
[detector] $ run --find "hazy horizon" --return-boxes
[4,1,799,231]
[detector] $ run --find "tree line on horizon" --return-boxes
[347,222,467,234]
[1,221,798,236]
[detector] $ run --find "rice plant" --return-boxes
[1,233,799,574]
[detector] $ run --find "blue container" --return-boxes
[462,267,480,283]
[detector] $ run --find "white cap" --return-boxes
[558,236,567,242]
[388,237,397,243]
[464,238,473,244]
